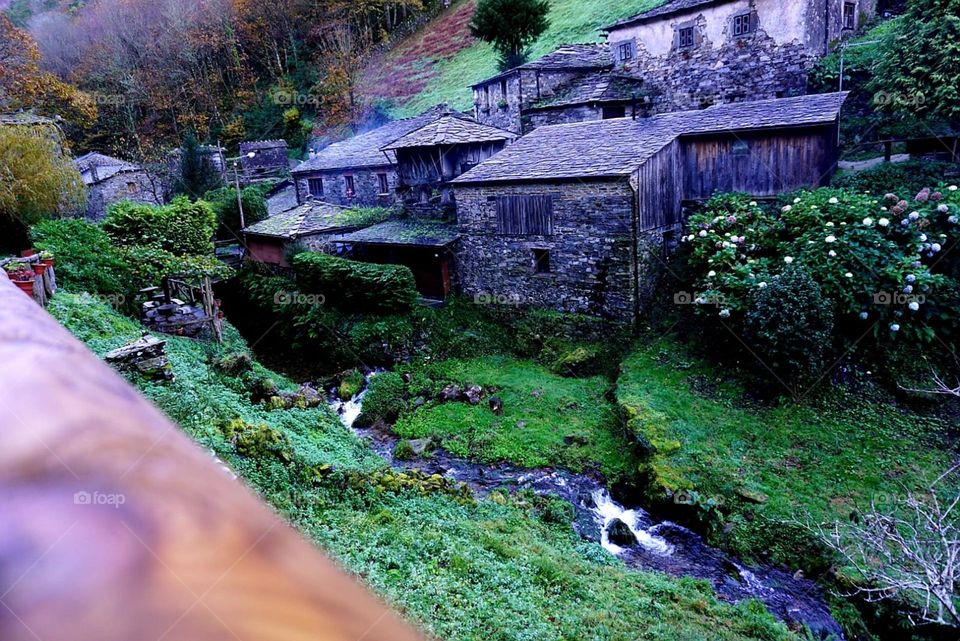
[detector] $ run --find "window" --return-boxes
[843,2,856,29]
[377,173,390,195]
[126,181,137,195]
[483,85,491,110]
[602,105,626,119]
[307,177,324,198]
[732,13,754,36]
[344,175,355,197]
[533,249,551,274]
[499,78,508,99]
[732,139,750,156]
[678,26,695,48]
[496,195,553,236]
[617,41,634,63]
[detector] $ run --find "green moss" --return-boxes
[338,369,366,401]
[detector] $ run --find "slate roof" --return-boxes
[242,200,356,239]
[333,220,460,247]
[453,93,847,184]
[293,105,450,173]
[529,72,647,110]
[604,0,726,30]
[75,152,143,185]
[471,44,612,87]
[0,112,56,126]
[382,114,517,150]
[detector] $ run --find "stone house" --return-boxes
[472,1,874,134]
[381,112,517,215]
[241,200,362,268]
[239,140,290,181]
[75,152,163,221]
[291,105,450,208]
[452,92,847,323]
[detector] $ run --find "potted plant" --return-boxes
[32,262,46,276]
[39,251,54,268]
[20,248,36,258]
[4,263,36,296]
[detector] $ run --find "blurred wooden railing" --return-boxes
[0,271,425,641]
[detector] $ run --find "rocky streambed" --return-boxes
[329,373,845,640]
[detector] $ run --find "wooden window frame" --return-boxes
[843,2,856,30]
[532,248,552,274]
[377,173,390,195]
[307,177,324,198]
[677,26,695,49]
[732,12,754,37]
[344,175,355,198]
[617,41,634,63]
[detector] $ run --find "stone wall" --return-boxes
[472,72,523,134]
[455,180,637,321]
[240,140,289,179]
[293,167,398,208]
[85,171,163,221]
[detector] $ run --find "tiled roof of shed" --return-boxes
[471,43,612,87]
[604,0,725,30]
[529,72,647,110]
[333,220,460,247]
[382,114,516,150]
[242,200,355,239]
[453,93,847,183]
[293,105,450,173]
[75,152,143,185]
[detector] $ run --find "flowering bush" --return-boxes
[680,185,960,371]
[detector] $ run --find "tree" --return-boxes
[804,465,960,628]
[175,130,222,198]
[470,0,550,70]
[0,123,85,251]
[872,0,960,124]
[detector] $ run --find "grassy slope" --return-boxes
[49,292,797,641]
[617,336,955,566]
[358,0,666,117]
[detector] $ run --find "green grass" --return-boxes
[617,336,955,567]
[364,0,666,117]
[49,292,798,641]
[391,356,637,479]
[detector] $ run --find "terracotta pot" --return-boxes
[13,280,35,296]
[21,248,36,257]
[41,259,55,268]
[32,264,46,276]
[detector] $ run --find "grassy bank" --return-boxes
[616,336,956,569]
[49,292,798,641]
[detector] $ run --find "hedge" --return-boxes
[102,196,216,255]
[292,252,418,313]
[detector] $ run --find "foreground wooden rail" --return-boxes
[0,272,425,641]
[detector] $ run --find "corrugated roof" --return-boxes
[242,200,355,239]
[603,0,725,30]
[453,93,848,183]
[293,105,450,173]
[382,114,516,150]
[333,220,460,247]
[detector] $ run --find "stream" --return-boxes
[329,373,844,640]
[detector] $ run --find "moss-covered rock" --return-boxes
[338,369,366,401]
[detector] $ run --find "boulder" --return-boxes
[464,385,484,405]
[105,335,174,382]
[607,519,638,547]
[439,384,462,401]
[489,396,504,415]
[394,438,433,461]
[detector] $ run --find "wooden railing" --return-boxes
[0,271,425,641]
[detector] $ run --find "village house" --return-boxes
[291,105,450,208]
[452,92,847,323]
[381,112,517,216]
[238,140,290,181]
[75,152,163,221]
[472,1,875,134]
[242,200,363,268]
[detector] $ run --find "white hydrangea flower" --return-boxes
[749,201,757,206]
[719,309,731,318]
[826,221,835,227]
[909,211,920,221]
[829,197,839,204]
[784,256,794,264]
[699,230,708,237]
[909,301,920,311]
[845,272,854,278]
[932,243,942,252]
[825,235,836,243]
[859,311,869,320]
[920,233,928,242]
[890,323,900,332]
[794,197,802,203]
[862,217,873,226]
[949,185,958,191]
[828,250,837,257]
[878,218,890,227]
[782,205,792,212]
[708,270,716,277]
[757,282,767,288]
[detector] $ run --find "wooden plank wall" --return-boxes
[636,140,683,231]
[679,126,836,201]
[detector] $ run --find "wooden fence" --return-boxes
[0,270,424,641]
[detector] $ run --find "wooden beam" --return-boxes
[0,271,425,641]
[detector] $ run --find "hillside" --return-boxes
[358,0,666,117]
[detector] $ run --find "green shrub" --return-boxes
[743,267,834,381]
[203,185,269,239]
[292,252,418,313]
[30,219,132,301]
[103,196,216,255]
[832,160,953,197]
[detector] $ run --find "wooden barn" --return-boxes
[452,92,847,322]
[381,113,516,214]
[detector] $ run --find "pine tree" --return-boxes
[470,0,551,70]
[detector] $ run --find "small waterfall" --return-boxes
[592,490,674,556]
